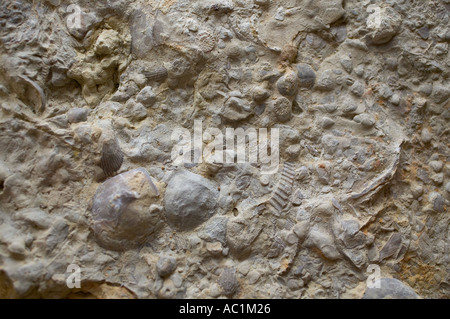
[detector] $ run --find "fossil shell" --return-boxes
[268,162,296,215]
[100,138,124,177]
[11,75,46,114]
[276,70,299,97]
[91,168,161,251]
[164,170,219,230]
[142,67,168,82]
[218,268,239,297]
[296,63,316,88]
[272,97,292,123]
[379,232,402,261]
[197,31,216,53]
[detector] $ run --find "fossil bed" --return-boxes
[0,0,449,299]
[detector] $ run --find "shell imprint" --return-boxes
[100,138,124,176]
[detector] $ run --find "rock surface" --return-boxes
[0,0,448,299]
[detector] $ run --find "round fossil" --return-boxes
[91,168,162,251]
[164,170,219,231]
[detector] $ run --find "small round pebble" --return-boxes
[156,256,177,277]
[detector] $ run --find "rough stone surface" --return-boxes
[0,0,447,300]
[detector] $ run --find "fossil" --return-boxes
[100,138,124,177]
[268,162,296,216]
[143,67,168,82]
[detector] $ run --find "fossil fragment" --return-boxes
[268,162,296,215]
[271,97,292,123]
[363,278,420,299]
[379,232,403,261]
[366,7,402,44]
[10,75,46,114]
[218,268,239,297]
[276,70,299,97]
[143,67,168,82]
[197,31,216,53]
[156,256,177,278]
[100,138,124,177]
[164,170,219,231]
[348,141,404,203]
[226,217,262,259]
[91,168,162,251]
[296,63,316,88]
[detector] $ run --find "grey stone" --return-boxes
[254,0,270,6]
[252,86,270,102]
[296,63,316,88]
[164,170,219,231]
[432,85,450,104]
[198,216,228,244]
[66,11,100,39]
[353,114,376,128]
[354,65,364,77]
[276,70,298,97]
[342,102,358,114]
[431,173,444,186]
[218,268,239,296]
[286,144,301,158]
[378,84,393,99]
[46,219,69,253]
[363,278,420,299]
[367,8,402,44]
[8,237,26,257]
[429,192,444,212]
[389,93,400,105]
[340,58,353,73]
[417,26,429,40]
[411,184,424,199]
[316,70,335,91]
[67,108,88,123]
[418,84,433,96]
[136,86,157,107]
[297,166,309,180]
[130,102,147,121]
[421,128,432,143]
[222,97,252,122]
[14,208,50,229]
[350,81,365,97]
[156,256,177,278]
[416,168,430,184]
[322,134,339,154]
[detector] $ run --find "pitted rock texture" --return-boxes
[0,0,448,299]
